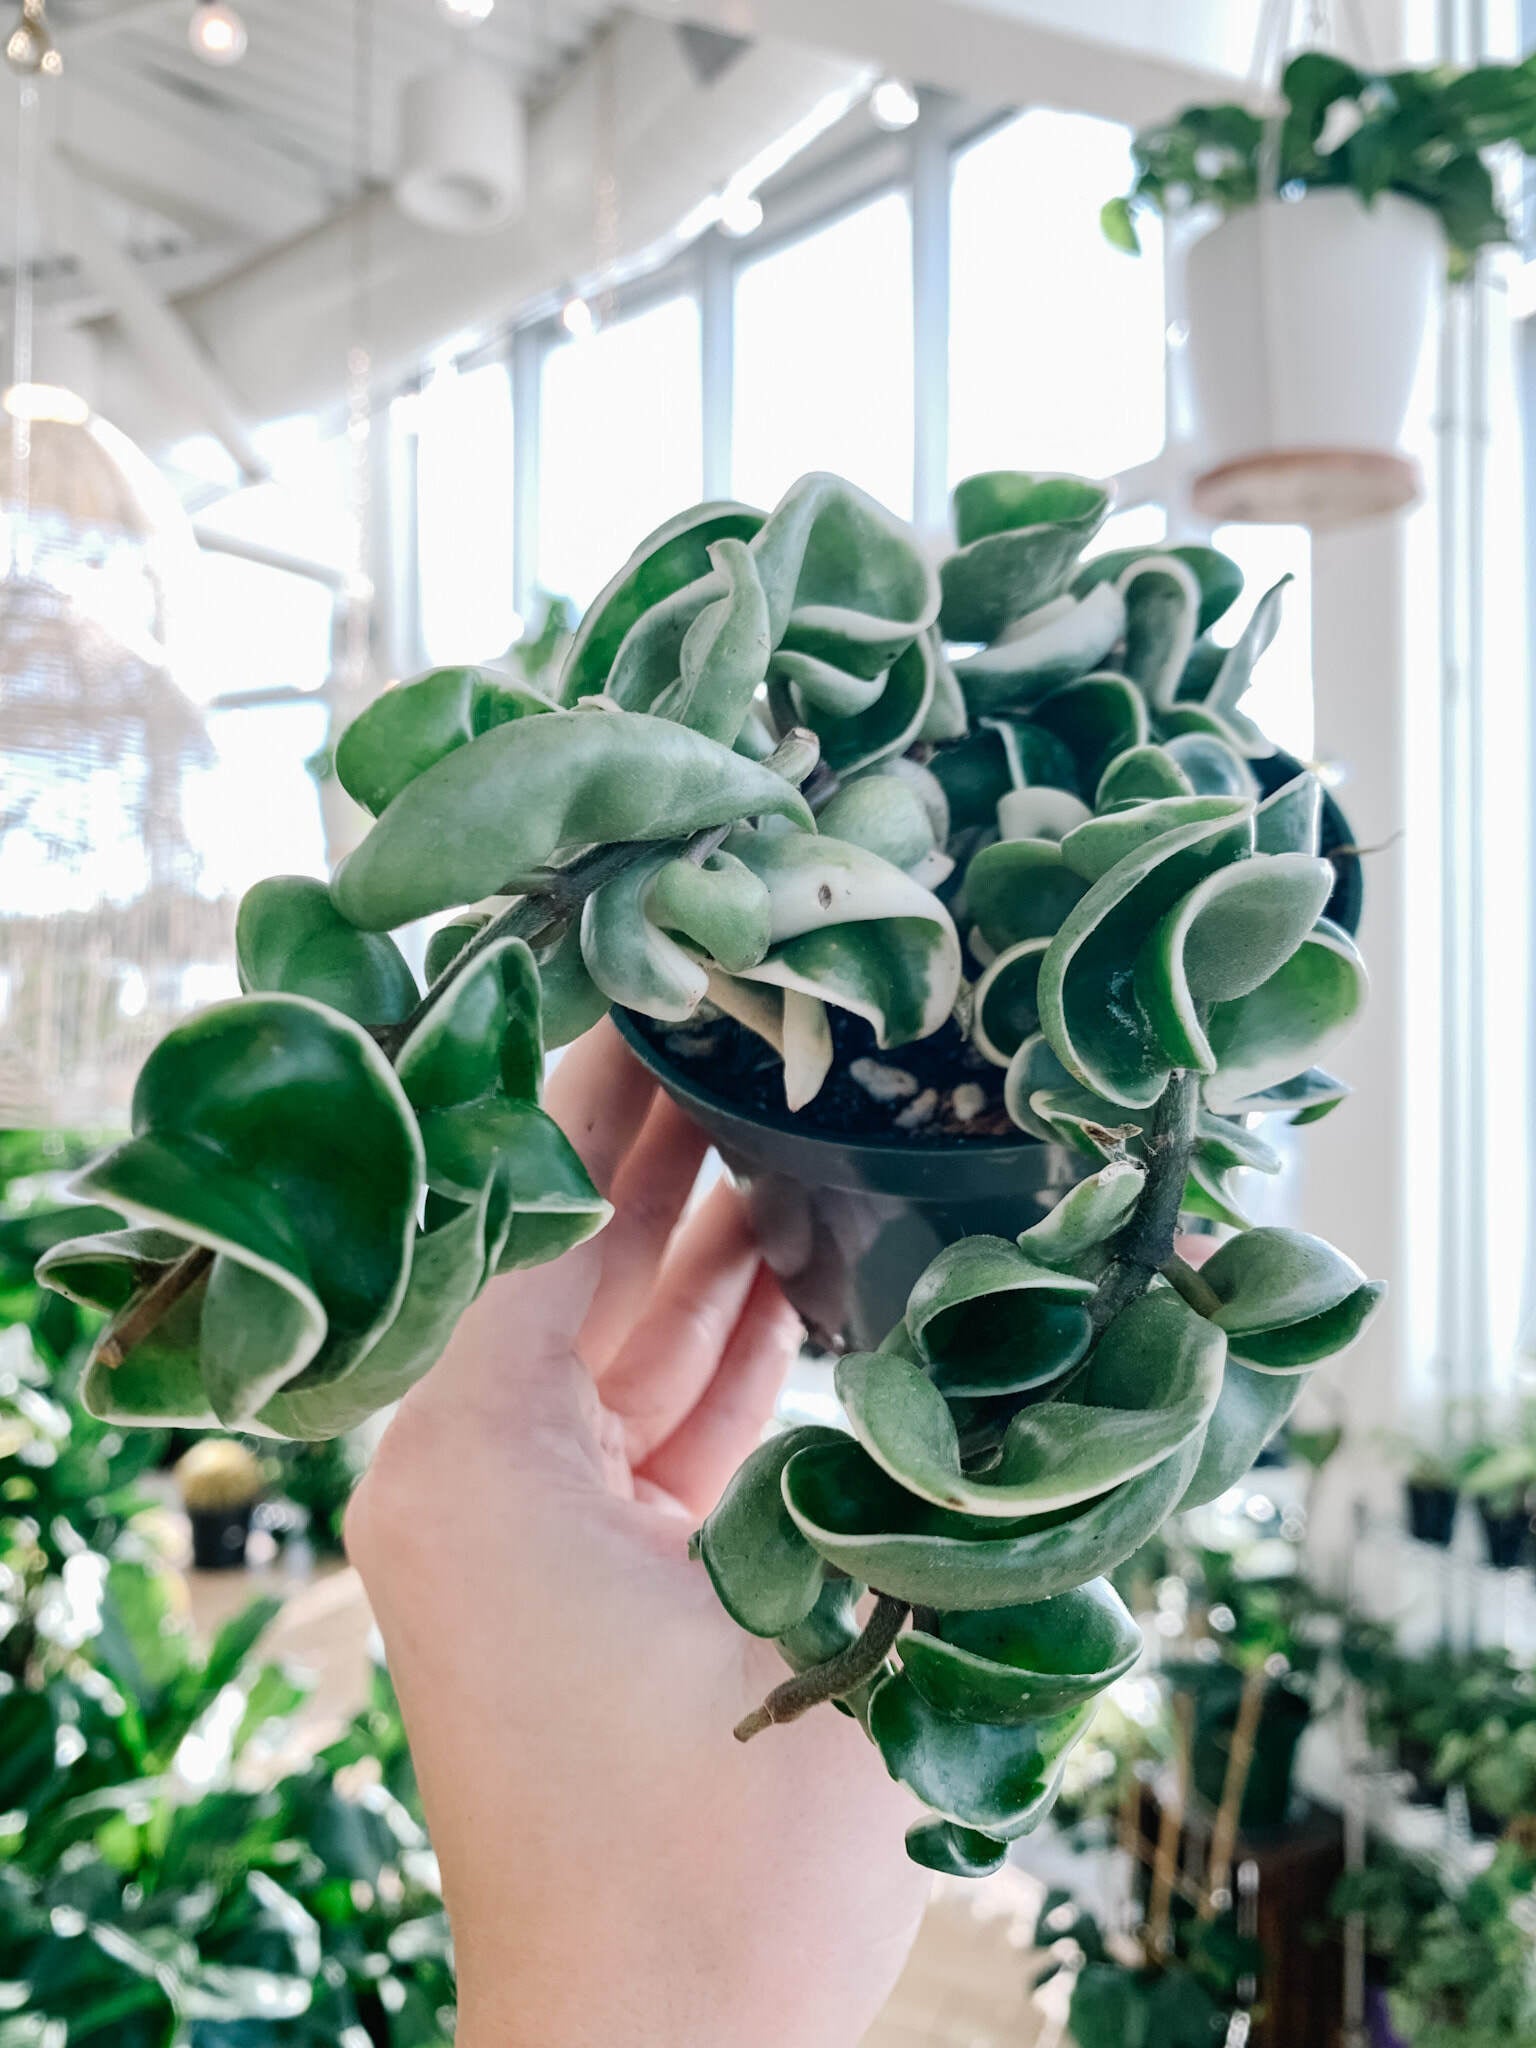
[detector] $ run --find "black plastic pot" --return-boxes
[1253,749,1363,936]
[188,1505,253,1571]
[1477,1500,1532,1571]
[1366,1985,1409,2048]
[1405,1480,1458,1548]
[612,1010,1079,1351]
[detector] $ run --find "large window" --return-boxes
[539,295,703,610]
[733,191,915,518]
[415,361,518,666]
[949,110,1166,486]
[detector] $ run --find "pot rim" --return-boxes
[611,1005,1044,1162]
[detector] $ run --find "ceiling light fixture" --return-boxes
[718,187,764,238]
[869,77,920,131]
[437,0,495,22]
[188,2,247,65]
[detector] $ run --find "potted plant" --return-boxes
[1406,1450,1464,1547]
[36,466,1385,1872]
[1460,1418,1536,1569]
[1104,51,1536,526]
[174,1436,266,1569]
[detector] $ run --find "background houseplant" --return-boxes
[1104,50,1536,524]
[35,465,1382,1874]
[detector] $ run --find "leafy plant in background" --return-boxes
[1378,1846,1536,2047]
[35,467,1382,1872]
[1031,1884,1257,2048]
[1,1387,453,2046]
[1104,49,1536,278]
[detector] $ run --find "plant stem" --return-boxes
[733,1594,910,1742]
[1089,1070,1201,1334]
[1161,1251,1223,1319]
[91,731,820,1370]
[96,1245,213,1371]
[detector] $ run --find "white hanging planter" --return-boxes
[1184,187,1441,530]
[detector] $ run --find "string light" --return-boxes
[5,1,62,76]
[869,78,920,131]
[188,2,247,64]
[560,295,595,340]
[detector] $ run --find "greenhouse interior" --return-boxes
[3,0,1536,2042]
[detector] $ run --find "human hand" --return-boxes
[346,1022,928,2048]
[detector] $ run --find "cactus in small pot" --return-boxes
[175,1437,266,1570]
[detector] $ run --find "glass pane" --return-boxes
[540,296,703,611]
[184,700,330,914]
[1211,522,1313,761]
[949,110,1166,486]
[734,192,914,519]
[416,362,518,665]
[183,553,334,707]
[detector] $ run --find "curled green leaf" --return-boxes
[330,707,813,930]
[236,876,418,1027]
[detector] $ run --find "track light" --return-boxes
[869,77,920,131]
[189,2,247,64]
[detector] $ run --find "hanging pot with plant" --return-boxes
[1105,48,1536,527]
[1461,1422,1536,1569]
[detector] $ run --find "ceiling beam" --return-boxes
[45,151,269,480]
[623,0,1246,127]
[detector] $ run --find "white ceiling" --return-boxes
[4,0,614,311]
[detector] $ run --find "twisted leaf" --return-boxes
[236,877,418,1027]
[54,998,422,1428]
[692,1424,846,1636]
[330,707,813,930]
[395,936,609,1272]
[1039,802,1255,1106]
[898,1582,1141,1723]
[560,501,761,705]
[580,847,772,1021]
[1072,542,1243,636]
[336,666,555,817]
[1197,1226,1384,1370]
[952,583,1125,716]
[905,1236,1096,1397]
[844,1290,1223,1514]
[783,1431,1201,1609]
[941,474,1112,642]
[869,1674,1091,1836]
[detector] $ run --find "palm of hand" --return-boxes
[349,1023,929,2048]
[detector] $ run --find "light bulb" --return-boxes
[869,78,920,131]
[189,2,247,65]
[437,0,495,20]
[561,296,595,340]
[718,188,764,238]
[3,382,90,425]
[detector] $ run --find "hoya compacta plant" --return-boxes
[38,467,1383,1873]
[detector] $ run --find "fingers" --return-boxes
[544,1019,658,1195]
[598,1179,761,1463]
[638,1263,805,1519]
[577,1093,712,1371]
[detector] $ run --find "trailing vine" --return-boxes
[35,468,1382,1869]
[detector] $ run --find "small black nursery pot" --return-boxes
[188,1505,254,1572]
[1405,1479,1458,1548]
[1477,1500,1533,1571]
[612,1009,1078,1351]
